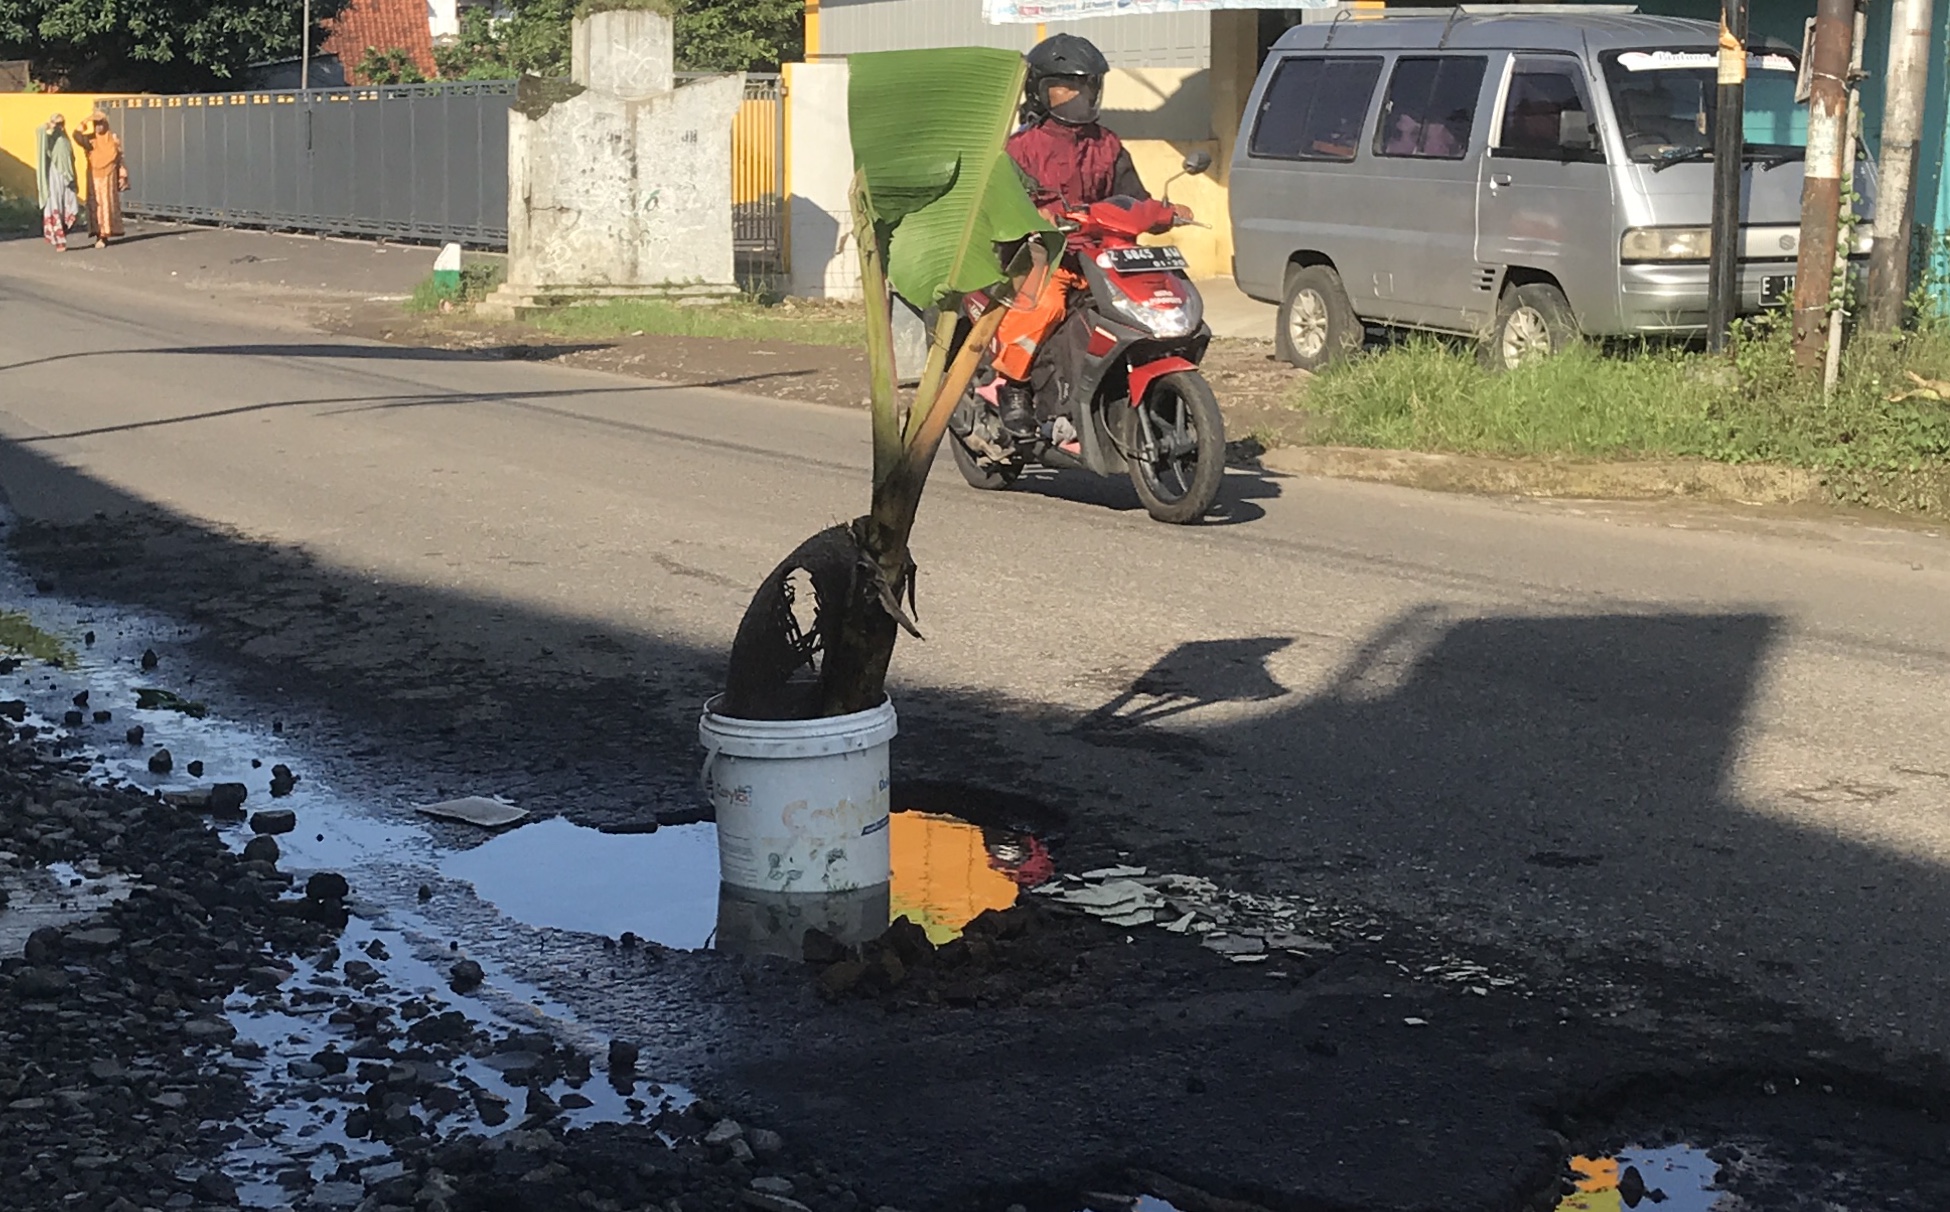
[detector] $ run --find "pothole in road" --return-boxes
[441,808,1057,951]
[1559,1145,1724,1210]
[220,911,695,1208]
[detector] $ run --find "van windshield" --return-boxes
[1602,49,1806,164]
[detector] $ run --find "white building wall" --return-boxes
[428,0,460,41]
[784,61,863,300]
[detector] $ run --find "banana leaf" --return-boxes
[847,48,1061,307]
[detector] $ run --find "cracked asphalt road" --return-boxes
[6,229,1950,1208]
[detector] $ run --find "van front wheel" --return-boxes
[1278,265,1361,371]
[1484,282,1578,371]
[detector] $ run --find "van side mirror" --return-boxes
[1558,110,1594,153]
[1182,151,1213,176]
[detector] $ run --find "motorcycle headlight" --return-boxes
[1105,280,1198,338]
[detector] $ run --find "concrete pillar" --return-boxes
[573,7,675,100]
[784,60,863,300]
[484,9,744,318]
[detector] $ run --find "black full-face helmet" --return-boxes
[1025,33,1109,126]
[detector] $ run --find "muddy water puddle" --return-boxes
[220,912,692,1207]
[444,808,1055,952]
[1560,1146,1725,1211]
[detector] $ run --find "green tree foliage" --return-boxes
[433,0,801,81]
[357,47,428,86]
[0,0,346,90]
[672,0,801,72]
[434,0,576,81]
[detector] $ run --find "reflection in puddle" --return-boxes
[223,912,691,1207]
[1560,1146,1725,1211]
[891,811,1051,944]
[442,816,721,948]
[443,810,1055,952]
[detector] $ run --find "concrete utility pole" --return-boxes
[1865,0,1937,331]
[1790,0,1857,371]
[1706,0,1748,353]
[302,0,312,92]
[1822,4,1867,395]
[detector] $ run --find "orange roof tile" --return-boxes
[322,0,438,83]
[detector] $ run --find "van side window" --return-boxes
[1374,56,1488,160]
[1496,59,1600,159]
[1248,56,1384,162]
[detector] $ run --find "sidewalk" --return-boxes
[1,219,475,306]
[1198,275,1278,342]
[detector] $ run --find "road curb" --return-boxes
[1258,445,1827,508]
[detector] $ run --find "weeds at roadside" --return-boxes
[408,261,506,312]
[0,611,74,667]
[1297,321,1950,515]
[530,296,865,347]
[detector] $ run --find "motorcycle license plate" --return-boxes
[1103,246,1189,273]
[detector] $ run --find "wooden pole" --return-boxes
[1790,0,1857,371]
[1865,0,1937,330]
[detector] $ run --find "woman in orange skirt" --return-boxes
[71,110,128,248]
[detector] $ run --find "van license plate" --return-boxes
[1759,274,1794,307]
[1105,246,1189,273]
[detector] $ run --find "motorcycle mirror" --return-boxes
[1181,151,1213,176]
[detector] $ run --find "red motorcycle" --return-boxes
[945,153,1224,525]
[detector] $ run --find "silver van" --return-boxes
[1228,8,1875,370]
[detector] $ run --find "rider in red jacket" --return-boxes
[993,34,1190,439]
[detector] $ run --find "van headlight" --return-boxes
[1621,227,1712,262]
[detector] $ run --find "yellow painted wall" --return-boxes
[1099,65,1235,278]
[0,94,128,203]
[1125,137,1230,277]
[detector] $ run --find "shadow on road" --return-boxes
[0,340,617,377]
[5,435,1950,1209]
[1013,461,1282,525]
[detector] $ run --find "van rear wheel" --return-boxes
[1483,282,1578,371]
[1277,265,1361,371]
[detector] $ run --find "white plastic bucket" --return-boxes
[699,695,896,895]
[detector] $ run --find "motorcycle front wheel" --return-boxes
[1127,370,1225,524]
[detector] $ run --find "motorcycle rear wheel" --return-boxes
[1127,370,1224,525]
[951,434,1023,490]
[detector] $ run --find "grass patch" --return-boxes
[1300,323,1950,514]
[0,189,39,235]
[0,611,75,667]
[530,297,865,347]
[408,261,506,312]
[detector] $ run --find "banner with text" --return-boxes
[984,0,1335,23]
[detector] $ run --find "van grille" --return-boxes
[1475,267,1497,293]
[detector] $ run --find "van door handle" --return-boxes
[1490,173,1513,187]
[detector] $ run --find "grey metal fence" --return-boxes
[104,81,515,247]
[102,74,786,274]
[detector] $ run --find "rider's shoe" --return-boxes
[998,383,1038,440]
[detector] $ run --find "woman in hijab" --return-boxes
[34,113,79,252]
[71,109,128,248]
